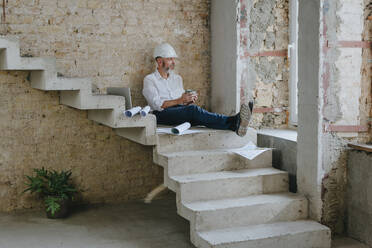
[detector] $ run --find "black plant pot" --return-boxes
[46,199,70,219]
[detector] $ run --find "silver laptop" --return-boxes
[106,87,132,109]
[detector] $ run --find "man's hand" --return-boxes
[185,93,198,105]
[181,93,195,105]
[161,92,198,109]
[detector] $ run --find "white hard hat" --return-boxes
[153,43,178,59]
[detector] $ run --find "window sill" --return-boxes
[348,143,372,153]
[257,128,297,142]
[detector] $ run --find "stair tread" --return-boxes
[156,127,257,152]
[61,91,125,110]
[157,126,233,136]
[197,220,329,245]
[158,146,269,158]
[159,148,231,157]
[184,192,305,212]
[55,77,91,89]
[171,168,285,184]
[87,94,125,107]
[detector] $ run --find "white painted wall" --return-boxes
[334,48,362,127]
[211,0,239,115]
[336,0,363,41]
[333,0,363,137]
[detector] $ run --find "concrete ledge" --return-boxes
[258,129,297,142]
[347,143,372,153]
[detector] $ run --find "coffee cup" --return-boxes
[185,89,197,96]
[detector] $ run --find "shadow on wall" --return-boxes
[346,150,372,247]
[257,130,297,193]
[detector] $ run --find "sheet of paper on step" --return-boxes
[228,142,269,160]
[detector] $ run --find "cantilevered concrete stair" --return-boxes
[0,36,331,248]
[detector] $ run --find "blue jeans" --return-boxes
[153,105,237,131]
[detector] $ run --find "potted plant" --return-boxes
[23,167,77,218]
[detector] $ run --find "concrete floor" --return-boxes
[0,192,194,248]
[0,192,369,248]
[333,237,370,248]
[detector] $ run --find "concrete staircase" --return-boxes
[154,130,330,248]
[0,36,331,248]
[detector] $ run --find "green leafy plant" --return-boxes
[23,167,77,217]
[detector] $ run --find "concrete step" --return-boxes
[155,147,272,176]
[156,127,257,153]
[114,117,157,145]
[0,37,57,71]
[31,76,92,91]
[194,220,331,248]
[87,109,157,145]
[0,37,94,92]
[181,193,308,231]
[60,90,125,110]
[0,51,57,71]
[169,168,288,203]
[52,77,92,91]
[7,57,56,70]
[0,36,22,66]
[0,55,60,91]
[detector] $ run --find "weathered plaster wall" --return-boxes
[323,0,367,138]
[239,0,290,129]
[297,0,369,236]
[0,0,210,212]
[319,0,370,234]
[361,0,372,143]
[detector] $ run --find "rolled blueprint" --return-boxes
[140,106,151,117]
[124,106,141,117]
[171,122,191,135]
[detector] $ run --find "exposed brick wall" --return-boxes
[2,0,211,108]
[0,0,210,211]
[239,0,290,129]
[0,71,163,211]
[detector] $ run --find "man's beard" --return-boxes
[161,61,174,72]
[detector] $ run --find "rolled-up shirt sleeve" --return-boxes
[142,76,164,111]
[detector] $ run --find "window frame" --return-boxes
[289,0,299,125]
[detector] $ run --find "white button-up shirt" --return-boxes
[142,70,184,111]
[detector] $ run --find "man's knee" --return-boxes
[185,105,204,123]
[185,104,201,113]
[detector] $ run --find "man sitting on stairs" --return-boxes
[142,43,254,137]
